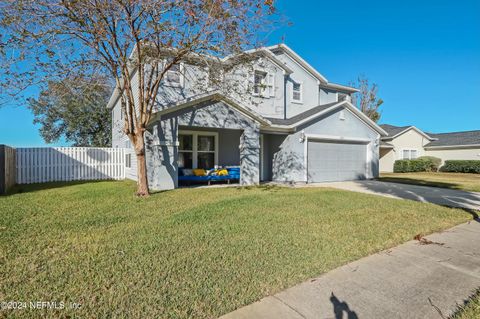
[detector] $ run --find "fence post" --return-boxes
[0,145,16,194]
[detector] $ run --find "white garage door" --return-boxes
[307,140,367,183]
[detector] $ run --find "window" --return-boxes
[197,135,215,169]
[178,131,217,169]
[178,134,193,169]
[165,62,184,87]
[125,154,131,168]
[402,149,418,160]
[254,70,267,95]
[292,81,303,103]
[253,70,274,97]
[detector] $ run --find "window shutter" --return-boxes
[268,73,275,97]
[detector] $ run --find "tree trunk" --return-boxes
[134,132,149,197]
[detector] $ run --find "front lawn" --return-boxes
[452,291,480,319]
[379,172,480,193]
[0,181,473,318]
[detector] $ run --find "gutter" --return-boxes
[319,82,359,93]
[425,144,480,150]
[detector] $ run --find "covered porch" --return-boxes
[145,97,263,190]
[177,127,242,186]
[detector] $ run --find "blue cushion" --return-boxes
[178,167,240,183]
[178,175,209,182]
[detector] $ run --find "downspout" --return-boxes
[284,75,288,120]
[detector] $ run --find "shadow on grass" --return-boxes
[377,177,462,191]
[357,180,480,221]
[236,184,285,192]
[1,180,132,196]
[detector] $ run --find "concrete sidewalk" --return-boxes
[219,221,480,319]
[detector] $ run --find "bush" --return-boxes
[393,156,442,173]
[440,160,480,174]
[417,156,442,172]
[394,160,409,173]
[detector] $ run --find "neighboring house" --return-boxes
[109,44,388,190]
[379,124,480,172]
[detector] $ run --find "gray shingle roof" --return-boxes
[426,130,480,147]
[265,101,340,126]
[380,124,413,137]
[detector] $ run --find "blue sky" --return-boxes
[0,0,479,147]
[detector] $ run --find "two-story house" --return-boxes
[109,44,388,190]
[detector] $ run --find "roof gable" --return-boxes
[380,124,434,141]
[148,91,271,126]
[267,44,358,93]
[266,101,388,136]
[267,44,328,83]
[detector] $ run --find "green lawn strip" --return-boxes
[379,172,480,193]
[0,181,472,318]
[451,290,480,319]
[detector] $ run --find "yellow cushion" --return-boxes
[216,169,228,176]
[193,169,207,176]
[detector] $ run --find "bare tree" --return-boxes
[351,75,384,123]
[0,0,276,196]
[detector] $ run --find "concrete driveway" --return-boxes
[311,180,480,211]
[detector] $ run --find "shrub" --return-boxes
[417,156,442,172]
[440,160,480,174]
[393,156,442,173]
[394,160,410,173]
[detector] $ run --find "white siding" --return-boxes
[123,146,138,181]
[426,148,480,164]
[272,51,321,118]
[319,88,339,105]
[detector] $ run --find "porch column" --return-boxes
[239,125,260,185]
[145,120,179,190]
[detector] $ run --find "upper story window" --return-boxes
[164,62,184,87]
[292,81,303,103]
[402,149,418,160]
[253,70,274,97]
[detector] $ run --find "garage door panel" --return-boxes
[307,141,367,183]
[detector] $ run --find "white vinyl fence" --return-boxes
[16,147,126,184]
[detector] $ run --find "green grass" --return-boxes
[452,291,480,319]
[379,172,480,193]
[0,181,473,318]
